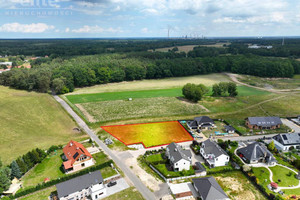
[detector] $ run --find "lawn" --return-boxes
[215,171,267,200]
[21,151,116,189]
[145,154,165,163]
[0,86,85,165]
[102,187,144,200]
[101,121,193,148]
[269,165,299,187]
[154,164,195,178]
[252,167,271,190]
[19,186,56,200]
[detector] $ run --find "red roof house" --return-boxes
[62,140,94,173]
[270,182,278,189]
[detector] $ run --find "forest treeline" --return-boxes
[0,51,299,94]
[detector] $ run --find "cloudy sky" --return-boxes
[0,0,299,38]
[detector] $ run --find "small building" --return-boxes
[200,139,229,168]
[192,177,230,200]
[224,125,235,134]
[245,117,282,130]
[273,133,300,152]
[237,142,277,166]
[169,182,194,200]
[194,162,207,176]
[0,62,13,66]
[62,140,95,173]
[270,182,278,190]
[166,142,192,171]
[187,116,215,130]
[56,171,106,200]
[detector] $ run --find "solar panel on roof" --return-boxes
[73,152,79,159]
[282,135,288,140]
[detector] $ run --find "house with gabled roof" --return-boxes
[56,171,106,200]
[237,142,277,166]
[200,139,229,168]
[166,142,192,171]
[245,117,282,130]
[187,116,215,130]
[192,177,229,200]
[273,133,300,152]
[62,140,95,173]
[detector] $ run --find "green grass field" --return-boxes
[21,150,116,189]
[0,86,85,165]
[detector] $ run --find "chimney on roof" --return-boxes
[70,142,73,146]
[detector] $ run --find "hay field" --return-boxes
[69,74,230,95]
[0,86,85,164]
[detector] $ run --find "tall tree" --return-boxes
[10,161,22,179]
[0,167,11,193]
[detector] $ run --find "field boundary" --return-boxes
[101,121,194,149]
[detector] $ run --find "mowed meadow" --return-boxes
[64,73,276,124]
[0,86,85,165]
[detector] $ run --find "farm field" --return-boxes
[69,73,230,94]
[153,45,198,53]
[237,74,300,90]
[0,86,85,165]
[215,171,267,200]
[101,121,193,148]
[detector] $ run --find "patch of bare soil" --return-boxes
[124,156,162,191]
[75,104,97,123]
[216,176,256,200]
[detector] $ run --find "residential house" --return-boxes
[224,125,235,134]
[245,117,282,130]
[166,142,192,171]
[169,182,194,200]
[62,140,95,173]
[56,171,106,200]
[200,139,229,168]
[187,116,215,130]
[273,133,300,151]
[192,177,230,200]
[237,142,277,166]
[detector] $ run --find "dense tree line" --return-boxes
[0,53,298,94]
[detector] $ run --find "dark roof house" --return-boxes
[238,142,277,165]
[246,117,282,129]
[193,177,229,200]
[224,125,235,133]
[273,133,300,151]
[201,139,228,158]
[188,116,215,129]
[56,171,103,199]
[166,142,192,164]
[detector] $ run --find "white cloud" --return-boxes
[65,27,70,32]
[71,25,123,33]
[0,23,54,33]
[141,27,148,33]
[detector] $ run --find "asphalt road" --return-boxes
[53,95,156,200]
[282,118,300,133]
[222,134,278,141]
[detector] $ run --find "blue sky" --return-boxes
[0,0,299,38]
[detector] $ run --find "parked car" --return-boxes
[107,181,117,187]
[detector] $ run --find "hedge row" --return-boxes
[11,161,113,199]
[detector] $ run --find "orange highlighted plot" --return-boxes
[101,121,193,148]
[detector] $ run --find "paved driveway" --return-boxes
[100,178,129,199]
[282,118,300,133]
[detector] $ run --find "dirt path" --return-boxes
[225,73,300,94]
[75,104,97,123]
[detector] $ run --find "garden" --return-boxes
[101,121,193,148]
